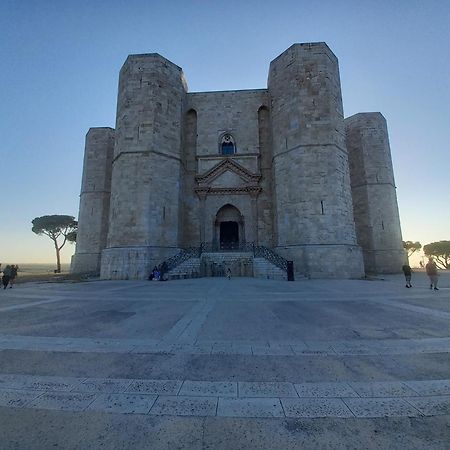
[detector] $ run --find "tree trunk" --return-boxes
[54,239,61,273]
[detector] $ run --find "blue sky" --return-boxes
[0,0,449,266]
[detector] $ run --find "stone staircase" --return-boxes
[201,252,254,277]
[253,257,287,281]
[166,251,287,281]
[165,257,201,280]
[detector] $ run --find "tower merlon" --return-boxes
[269,42,338,69]
[86,126,115,134]
[345,112,387,125]
[124,53,183,70]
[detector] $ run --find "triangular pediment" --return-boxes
[211,170,246,187]
[196,158,260,187]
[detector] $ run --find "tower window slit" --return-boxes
[321,201,324,215]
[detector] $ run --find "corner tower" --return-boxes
[345,113,404,273]
[268,43,364,278]
[100,54,187,279]
[71,128,114,274]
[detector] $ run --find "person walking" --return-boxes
[402,264,412,288]
[9,265,18,288]
[2,265,12,289]
[425,258,439,290]
[226,267,231,280]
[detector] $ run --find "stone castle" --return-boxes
[71,42,405,279]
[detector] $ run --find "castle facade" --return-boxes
[71,43,404,279]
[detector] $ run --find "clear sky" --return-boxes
[0,0,449,266]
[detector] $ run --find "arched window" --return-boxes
[220,134,236,155]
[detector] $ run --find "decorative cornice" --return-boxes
[195,185,261,197]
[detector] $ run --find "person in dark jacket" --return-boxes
[2,265,12,289]
[402,264,412,288]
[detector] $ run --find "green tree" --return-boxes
[403,241,422,258]
[32,215,78,273]
[423,241,450,270]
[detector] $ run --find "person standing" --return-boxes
[425,258,439,290]
[9,265,18,288]
[402,264,412,288]
[2,265,12,289]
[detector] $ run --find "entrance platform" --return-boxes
[0,272,449,448]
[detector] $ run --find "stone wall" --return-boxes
[257,106,275,247]
[101,54,187,279]
[187,90,268,156]
[268,43,364,278]
[180,90,271,248]
[71,128,114,274]
[179,109,200,247]
[345,113,404,273]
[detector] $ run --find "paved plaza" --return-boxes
[0,272,450,448]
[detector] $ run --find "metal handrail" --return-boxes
[162,246,201,272]
[253,245,288,272]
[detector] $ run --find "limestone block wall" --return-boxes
[71,128,114,274]
[180,90,272,248]
[101,54,187,279]
[268,43,364,278]
[180,89,272,246]
[187,90,268,156]
[179,109,200,247]
[257,105,274,247]
[345,113,404,273]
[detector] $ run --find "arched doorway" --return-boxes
[215,204,244,250]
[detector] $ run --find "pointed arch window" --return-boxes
[220,134,236,155]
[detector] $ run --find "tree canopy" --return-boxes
[423,241,450,269]
[403,241,422,258]
[32,215,78,273]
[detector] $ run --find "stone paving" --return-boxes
[0,271,449,448]
[1,373,450,418]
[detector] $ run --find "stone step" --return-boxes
[167,252,287,280]
[167,258,201,280]
[253,257,287,280]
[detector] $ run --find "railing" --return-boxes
[161,242,289,275]
[253,245,288,272]
[162,246,201,272]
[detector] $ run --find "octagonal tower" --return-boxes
[100,54,187,279]
[268,43,364,277]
